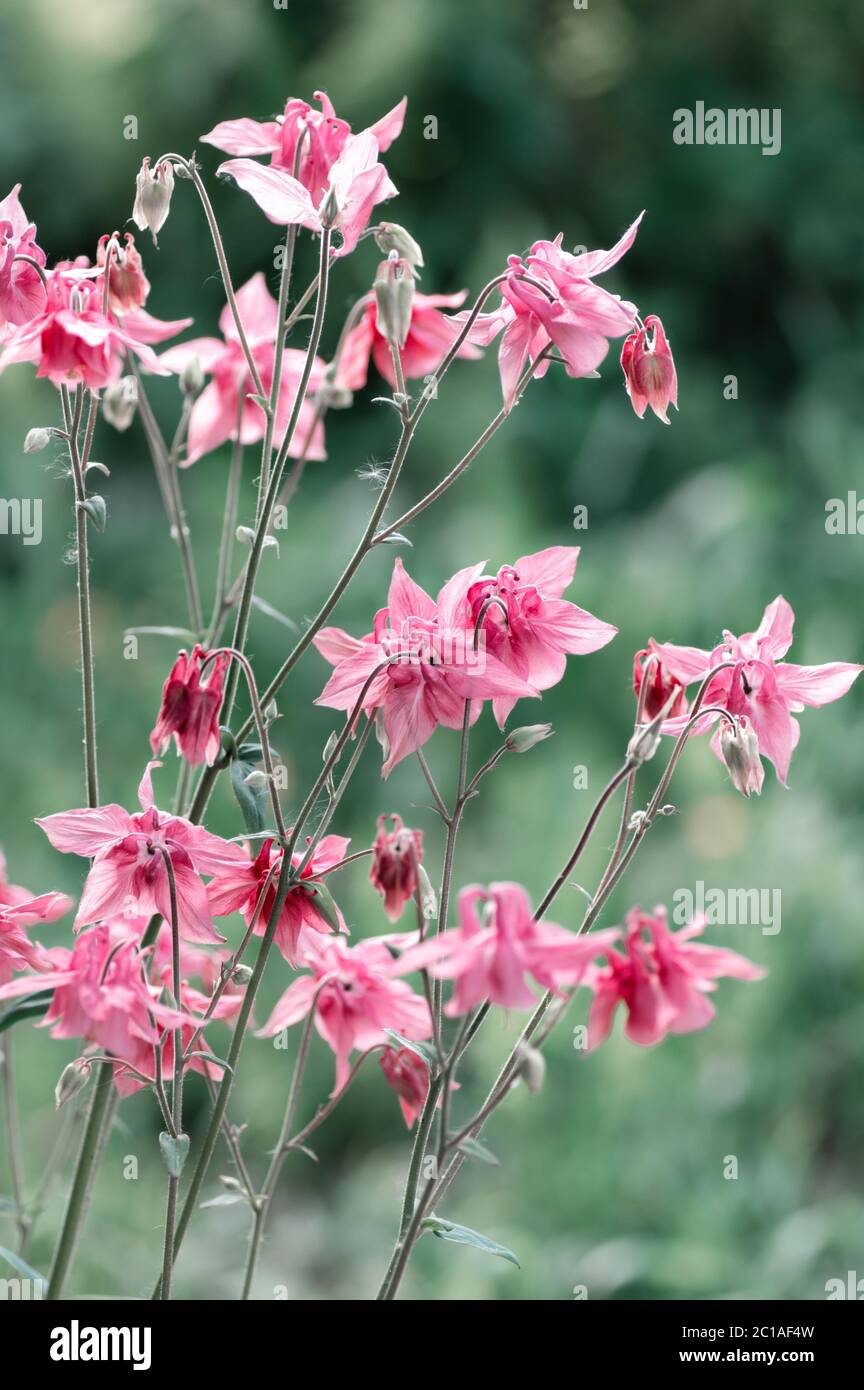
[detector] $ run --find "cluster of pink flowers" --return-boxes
[647,596,862,786]
[4,85,864,1302]
[314,548,615,774]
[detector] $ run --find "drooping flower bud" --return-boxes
[180,355,204,396]
[514,1041,546,1094]
[370,813,423,922]
[102,375,138,432]
[149,645,227,768]
[55,1057,91,1111]
[720,715,763,798]
[132,157,175,247]
[374,222,424,269]
[621,314,678,424]
[374,254,415,350]
[379,1046,430,1128]
[505,723,554,753]
[97,231,150,313]
[23,427,52,454]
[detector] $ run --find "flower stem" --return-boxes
[46,1062,115,1299]
[0,1032,29,1253]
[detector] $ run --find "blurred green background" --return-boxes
[1,0,863,1301]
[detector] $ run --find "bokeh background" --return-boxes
[1,0,863,1301]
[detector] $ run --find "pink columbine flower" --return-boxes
[651,596,863,785]
[621,314,678,423]
[96,232,151,314]
[457,215,642,410]
[585,906,764,1048]
[314,558,539,776]
[149,645,227,768]
[218,129,398,256]
[202,90,406,204]
[207,834,350,966]
[160,272,326,464]
[0,265,173,390]
[633,644,689,721]
[36,763,246,944]
[0,184,48,329]
[258,933,432,1092]
[0,920,187,1087]
[392,882,620,1016]
[0,891,73,985]
[370,814,423,921]
[462,546,618,726]
[379,1045,431,1128]
[338,285,480,390]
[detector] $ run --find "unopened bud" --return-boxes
[132,157,175,246]
[230,963,253,985]
[626,722,663,765]
[374,255,415,349]
[264,700,279,725]
[720,715,763,798]
[319,184,340,229]
[317,381,353,410]
[505,723,554,753]
[180,355,204,396]
[242,769,271,789]
[55,1057,91,1110]
[102,375,138,432]
[374,222,424,269]
[24,427,51,454]
[514,1041,546,1095]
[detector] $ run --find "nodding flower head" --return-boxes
[132,157,175,246]
[621,314,678,424]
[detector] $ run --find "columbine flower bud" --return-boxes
[514,1041,546,1095]
[720,715,763,798]
[180,355,204,396]
[319,183,340,229]
[24,427,51,453]
[621,314,678,424]
[374,255,415,349]
[505,723,554,753]
[370,814,424,922]
[374,222,424,269]
[102,375,138,432]
[230,963,253,985]
[97,231,150,313]
[55,1057,91,1111]
[627,722,663,765]
[132,157,175,247]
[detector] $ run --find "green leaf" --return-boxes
[230,755,269,834]
[184,1051,234,1074]
[455,1136,500,1167]
[251,595,298,632]
[199,1192,248,1210]
[0,991,52,1034]
[383,1030,437,1070]
[421,1216,520,1268]
[79,494,107,531]
[0,1245,46,1284]
[158,1131,191,1178]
